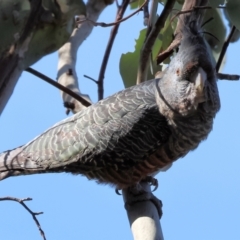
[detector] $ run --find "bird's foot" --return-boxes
[115,176,158,195]
[122,179,162,219]
[142,176,159,192]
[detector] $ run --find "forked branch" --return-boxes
[0,197,46,240]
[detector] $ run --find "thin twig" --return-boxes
[216,26,236,72]
[0,197,46,240]
[25,67,91,107]
[137,0,176,84]
[217,73,239,81]
[194,5,225,9]
[77,0,147,28]
[116,0,120,8]
[97,0,130,100]
[83,74,98,84]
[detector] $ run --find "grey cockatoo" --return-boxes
[0,8,220,189]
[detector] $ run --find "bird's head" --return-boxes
[156,17,220,120]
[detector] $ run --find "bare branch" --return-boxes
[136,0,176,84]
[83,74,98,84]
[0,197,46,240]
[77,0,148,28]
[26,67,91,108]
[122,181,164,240]
[217,73,239,81]
[216,26,236,72]
[97,0,130,100]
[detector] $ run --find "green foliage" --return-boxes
[208,0,225,7]
[120,29,162,88]
[226,0,240,31]
[130,0,145,10]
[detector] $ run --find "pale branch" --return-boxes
[216,26,236,72]
[136,0,176,84]
[97,0,130,100]
[122,182,164,240]
[77,0,148,28]
[0,197,46,240]
[25,67,91,108]
[57,0,113,114]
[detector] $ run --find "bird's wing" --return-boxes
[18,79,169,172]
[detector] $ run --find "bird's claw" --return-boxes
[143,176,159,192]
[123,185,163,219]
[115,188,122,195]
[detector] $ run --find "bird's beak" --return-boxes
[193,67,206,102]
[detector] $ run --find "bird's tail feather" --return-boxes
[0,147,43,180]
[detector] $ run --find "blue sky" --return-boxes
[0,4,240,240]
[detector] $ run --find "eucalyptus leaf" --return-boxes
[208,0,225,7]
[130,0,145,10]
[120,29,162,88]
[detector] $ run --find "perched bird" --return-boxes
[0,10,220,189]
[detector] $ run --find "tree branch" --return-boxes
[143,0,150,26]
[77,0,148,28]
[137,0,176,84]
[216,26,236,72]
[122,181,164,240]
[57,0,114,114]
[0,197,46,240]
[217,73,239,81]
[97,0,130,100]
[25,67,91,108]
